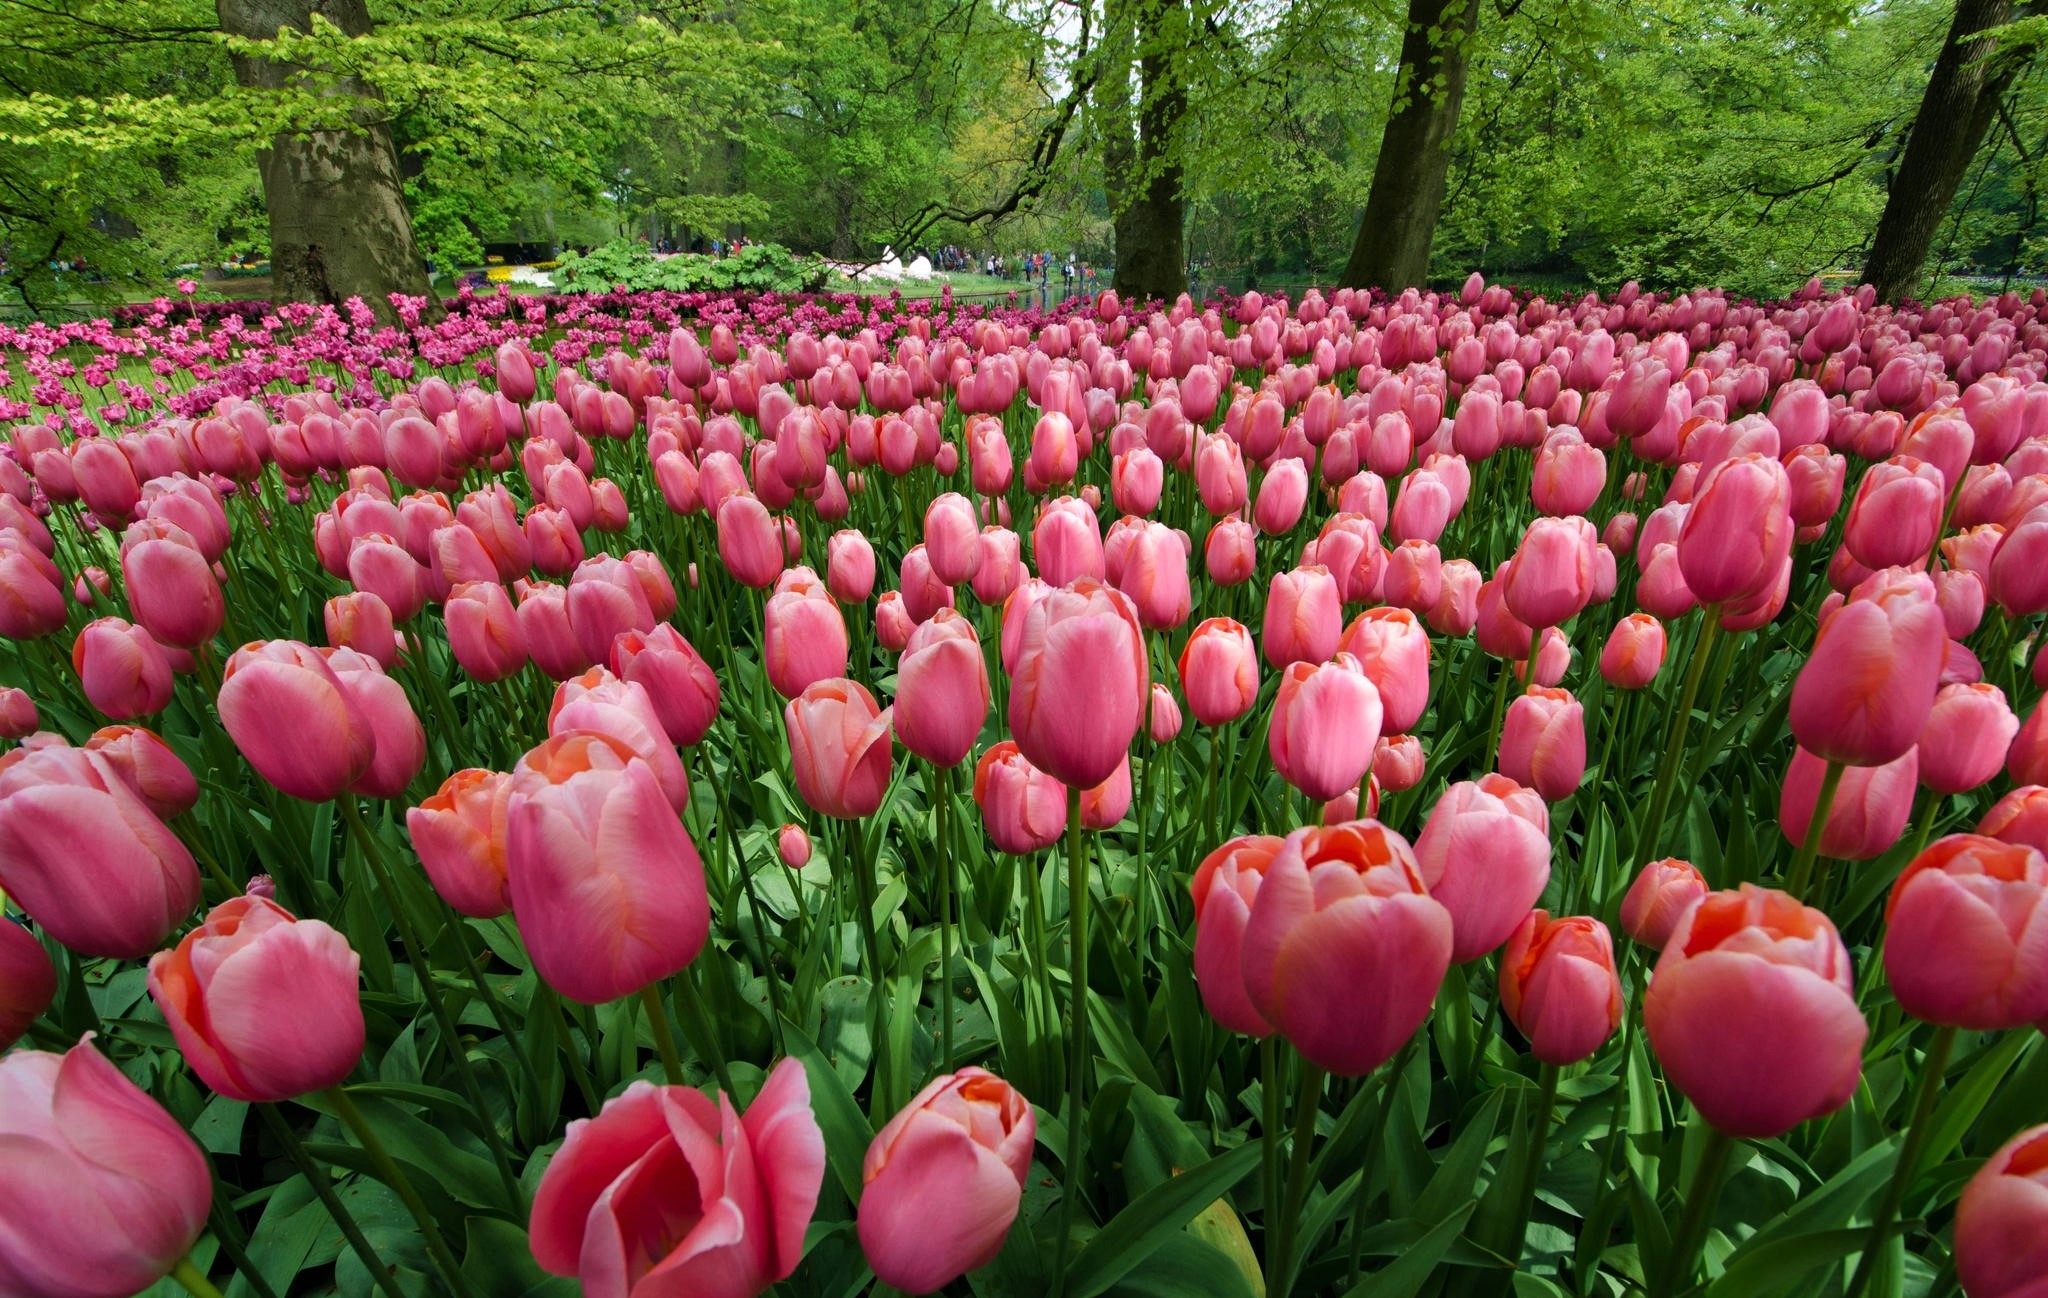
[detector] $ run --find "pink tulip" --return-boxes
[1645,885,1866,1138]
[924,492,984,586]
[0,1039,212,1298]
[1499,687,1587,802]
[1676,453,1794,606]
[828,529,877,604]
[0,687,36,738]
[1884,834,2048,1031]
[1780,744,1918,860]
[718,494,785,589]
[71,617,173,719]
[858,1067,1033,1294]
[786,678,894,819]
[876,591,915,652]
[1177,616,1260,727]
[1790,568,1945,766]
[1205,516,1258,586]
[325,591,398,670]
[1500,911,1622,1065]
[1599,613,1667,688]
[1620,858,1709,951]
[895,610,990,768]
[148,895,363,1101]
[1255,457,1310,535]
[972,740,1068,854]
[446,580,529,682]
[1413,774,1552,963]
[531,1058,823,1298]
[1148,683,1183,742]
[1262,565,1342,668]
[1008,578,1147,790]
[764,577,850,701]
[507,732,709,1004]
[1428,558,1482,636]
[516,580,594,681]
[216,641,376,801]
[1503,516,1598,628]
[1844,457,1945,570]
[548,668,688,812]
[121,519,224,648]
[1954,1123,2048,1298]
[611,624,720,747]
[1240,821,1452,1075]
[407,768,515,919]
[1919,682,2019,794]
[1268,657,1382,802]
[0,915,56,1049]
[1980,785,2048,857]
[1337,607,1430,733]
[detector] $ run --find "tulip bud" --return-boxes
[972,740,1067,854]
[1500,911,1622,1065]
[1884,834,2048,1029]
[1620,858,1709,951]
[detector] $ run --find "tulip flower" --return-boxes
[1844,456,1946,571]
[1981,785,2048,857]
[1918,682,2019,794]
[549,668,689,812]
[1148,683,1182,742]
[1413,774,1552,963]
[1008,578,1146,790]
[1954,1123,2048,1298]
[924,492,984,586]
[895,609,989,768]
[1620,858,1710,951]
[0,687,36,738]
[1675,453,1794,606]
[1499,687,1587,802]
[1205,516,1258,586]
[1884,834,2048,1029]
[324,648,425,800]
[530,1057,824,1298]
[1268,657,1382,802]
[1502,516,1598,629]
[1338,607,1430,733]
[447,580,529,683]
[778,824,811,869]
[1189,835,1284,1036]
[1789,568,1946,767]
[610,624,720,748]
[71,616,173,719]
[786,678,894,819]
[1178,616,1260,727]
[148,895,364,1101]
[1262,565,1342,669]
[972,740,1068,854]
[216,641,376,803]
[83,725,198,820]
[764,576,851,701]
[0,917,56,1051]
[507,732,709,1004]
[1117,520,1192,630]
[1599,613,1667,688]
[859,1068,1034,1294]
[1645,884,1865,1137]
[1780,745,1918,862]
[406,768,515,918]
[0,1039,212,1298]
[121,518,224,648]
[718,494,785,589]
[1500,911,1622,1065]
[1239,821,1452,1075]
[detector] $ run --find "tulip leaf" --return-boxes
[1922,1028,2029,1169]
[458,1216,575,1298]
[1098,1233,1260,1298]
[1063,1138,1262,1298]
[1703,1227,1873,1297]
[1335,1201,1479,1298]
[780,1018,874,1202]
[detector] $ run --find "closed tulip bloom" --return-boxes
[1500,911,1623,1065]
[0,744,200,959]
[1919,682,2019,794]
[406,768,515,918]
[899,545,956,626]
[1337,607,1431,733]
[924,492,984,586]
[1032,499,1104,588]
[1676,453,1794,606]
[611,624,719,747]
[216,640,376,801]
[1178,616,1260,727]
[1645,884,1866,1138]
[1369,736,1422,795]
[1268,658,1382,801]
[972,740,1068,854]
[535,1068,825,1297]
[1112,446,1164,516]
[1955,1123,2048,1298]
[567,556,656,667]
[1149,683,1183,742]
[121,519,224,648]
[427,522,499,595]
[0,1039,212,1298]
[347,533,425,623]
[876,591,915,652]
[525,503,585,576]
[516,580,593,681]
[1503,516,1599,629]
[859,1067,1034,1294]
[1008,578,1146,790]
[1390,467,1453,543]
[1981,785,2048,857]
[71,436,141,521]
[1474,571,1535,661]
[827,529,878,604]
[1883,834,2048,1029]
[718,494,785,589]
[71,616,173,719]
[1600,613,1667,688]
[1429,558,1482,636]
[1255,457,1310,535]
[147,895,363,1101]
[775,823,811,869]
[549,668,688,812]
[1190,835,1284,1036]
[0,917,56,1050]
[1413,774,1551,963]
[2012,700,2048,787]
[1205,516,1258,586]
[970,527,1023,606]
[1790,568,1946,766]
[457,485,532,580]
[895,610,990,768]
[1240,821,1452,1075]
[1030,411,1079,486]
[764,580,850,701]
[0,686,36,738]
[1118,520,1192,630]
[446,580,528,683]
[324,648,425,800]
[1780,744,1918,860]
[1935,568,1986,640]
[82,726,197,821]
[1384,540,1443,613]
[508,732,709,1004]
[1783,444,1846,527]
[1262,565,1342,668]
[0,540,64,642]
[1499,687,1587,802]
[1620,858,1710,951]
[324,591,398,670]
[786,678,895,819]
[1845,456,1946,570]
[1195,433,1248,515]
[1990,513,2048,617]
[1531,437,1605,517]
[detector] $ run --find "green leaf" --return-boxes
[1065,1140,1264,1298]
[1705,1228,1874,1296]
[459,1216,576,1298]
[780,1018,873,1202]
[1337,1202,1479,1298]
[1100,1233,1261,1298]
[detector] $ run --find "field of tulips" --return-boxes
[2,273,2047,1298]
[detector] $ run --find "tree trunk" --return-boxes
[1864,0,2031,301]
[1338,0,1482,291]
[1111,0,1187,304]
[216,0,437,322]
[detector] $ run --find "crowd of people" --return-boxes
[930,245,1104,293]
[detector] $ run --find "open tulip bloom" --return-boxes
[5,278,2048,1298]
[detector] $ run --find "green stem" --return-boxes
[542,985,602,1115]
[340,797,526,1213]
[1486,657,1512,769]
[674,966,739,1097]
[324,1086,479,1298]
[1905,793,1943,863]
[1345,1042,1414,1287]
[1276,1058,1327,1298]
[1785,759,1846,900]
[1261,1035,1284,1298]
[258,1102,406,1298]
[168,1257,228,1298]
[640,984,685,1085]
[1652,1127,1736,1298]
[1050,784,1093,1298]
[1503,1063,1563,1271]
[1845,1025,1959,1298]
[845,817,895,1112]
[1639,612,1720,860]
[936,762,957,1071]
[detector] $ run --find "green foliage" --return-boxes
[553,238,828,293]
